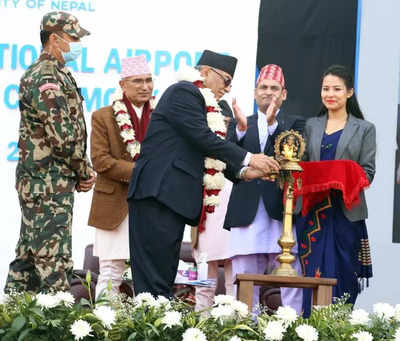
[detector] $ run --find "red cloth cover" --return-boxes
[292,160,370,216]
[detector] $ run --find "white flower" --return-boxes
[134,292,158,308]
[120,128,135,141]
[206,113,226,134]
[228,337,241,341]
[263,320,286,340]
[394,304,400,322]
[275,305,297,326]
[231,300,249,317]
[93,305,116,329]
[36,293,61,309]
[115,112,132,126]
[0,294,9,305]
[349,309,370,326]
[204,158,226,172]
[295,324,319,341]
[203,172,225,190]
[214,295,235,306]
[373,302,395,321]
[211,304,234,321]
[127,142,140,157]
[204,194,221,207]
[182,327,207,341]
[157,295,171,306]
[176,66,203,83]
[161,311,182,328]
[351,331,373,341]
[70,319,93,340]
[199,88,218,107]
[55,292,75,307]
[394,328,400,341]
[112,100,126,113]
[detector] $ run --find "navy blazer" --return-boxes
[224,110,305,229]
[127,81,247,226]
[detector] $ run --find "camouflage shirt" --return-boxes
[16,51,91,200]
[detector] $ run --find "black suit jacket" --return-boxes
[127,81,247,226]
[223,110,305,229]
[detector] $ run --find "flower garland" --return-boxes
[110,88,155,160]
[176,67,227,232]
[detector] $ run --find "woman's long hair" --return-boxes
[318,65,364,120]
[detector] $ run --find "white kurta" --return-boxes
[193,180,233,262]
[230,111,298,257]
[92,103,143,261]
[93,214,130,260]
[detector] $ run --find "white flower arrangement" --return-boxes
[210,304,235,321]
[134,292,159,308]
[55,292,75,308]
[161,310,182,328]
[295,324,319,341]
[351,331,373,341]
[199,87,219,108]
[230,300,249,318]
[263,320,286,341]
[395,328,400,341]
[204,158,226,172]
[373,302,395,321]
[214,294,235,306]
[203,172,225,189]
[36,293,61,309]
[111,88,145,160]
[349,309,370,326]
[176,67,227,222]
[182,327,208,341]
[70,319,93,340]
[93,305,116,329]
[176,65,205,83]
[275,305,298,326]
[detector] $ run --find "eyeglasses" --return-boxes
[125,77,154,86]
[210,68,232,87]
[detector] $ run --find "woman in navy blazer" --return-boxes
[296,65,376,316]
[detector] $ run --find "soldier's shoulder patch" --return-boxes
[39,83,60,92]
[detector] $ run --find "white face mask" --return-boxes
[56,34,82,63]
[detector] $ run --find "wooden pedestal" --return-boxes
[234,274,337,311]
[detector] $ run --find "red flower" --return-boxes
[205,169,218,176]
[308,220,314,226]
[206,205,215,213]
[311,236,316,242]
[301,243,307,249]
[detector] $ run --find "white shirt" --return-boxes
[132,104,144,120]
[236,109,280,148]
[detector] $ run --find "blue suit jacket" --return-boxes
[224,110,305,229]
[127,81,247,226]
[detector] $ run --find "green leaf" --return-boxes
[80,298,91,307]
[11,316,26,332]
[17,328,31,341]
[127,332,137,341]
[30,307,45,318]
[86,270,92,285]
[154,318,162,328]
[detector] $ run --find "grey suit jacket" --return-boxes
[301,114,376,221]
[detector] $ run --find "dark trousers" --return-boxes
[129,198,186,298]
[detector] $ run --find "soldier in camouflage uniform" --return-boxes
[5,11,96,293]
